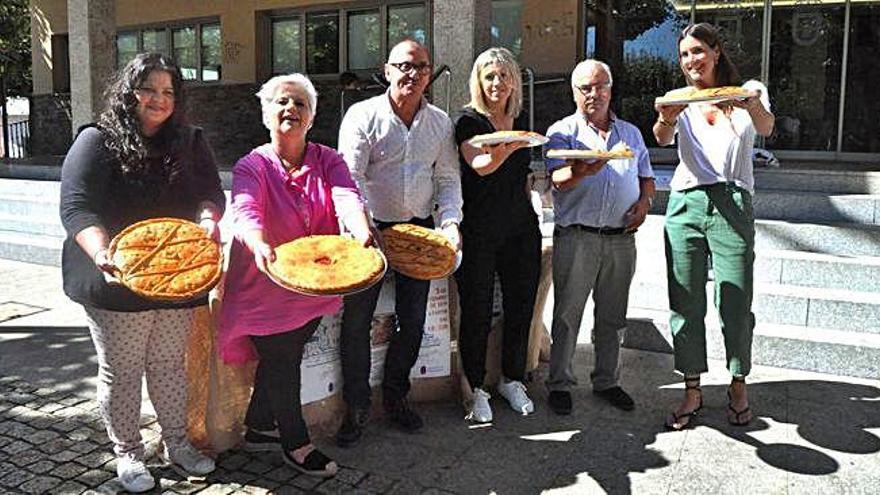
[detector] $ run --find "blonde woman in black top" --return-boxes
[453,47,541,423]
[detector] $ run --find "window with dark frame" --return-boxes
[272,17,303,75]
[306,12,340,74]
[265,2,428,77]
[51,34,71,93]
[115,20,222,82]
[348,9,381,71]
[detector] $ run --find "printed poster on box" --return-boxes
[299,274,451,404]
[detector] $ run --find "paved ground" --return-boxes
[1,258,879,494]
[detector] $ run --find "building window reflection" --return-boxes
[265,3,427,77]
[491,0,524,58]
[597,0,691,145]
[115,21,221,82]
[842,1,880,153]
[767,1,844,151]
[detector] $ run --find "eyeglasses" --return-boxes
[135,87,175,101]
[388,61,432,76]
[575,82,612,95]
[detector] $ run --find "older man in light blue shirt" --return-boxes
[544,59,655,415]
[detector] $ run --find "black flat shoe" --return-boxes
[548,390,572,415]
[384,398,423,432]
[336,405,370,448]
[282,448,338,478]
[593,386,635,411]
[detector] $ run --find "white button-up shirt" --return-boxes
[337,91,463,226]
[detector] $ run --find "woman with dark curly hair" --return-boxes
[59,53,225,492]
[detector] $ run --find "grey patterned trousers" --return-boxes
[84,306,194,457]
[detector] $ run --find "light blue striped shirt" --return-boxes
[544,112,653,228]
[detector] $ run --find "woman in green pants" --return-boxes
[653,23,775,430]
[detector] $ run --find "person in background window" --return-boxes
[453,47,541,423]
[335,39,463,447]
[653,23,774,431]
[340,71,363,90]
[543,60,655,416]
[218,73,372,477]
[59,53,223,493]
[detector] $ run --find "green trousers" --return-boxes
[664,183,756,376]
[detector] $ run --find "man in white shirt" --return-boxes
[335,40,463,446]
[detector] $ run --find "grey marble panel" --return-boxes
[754,293,809,327]
[781,257,880,293]
[756,221,880,257]
[808,298,880,334]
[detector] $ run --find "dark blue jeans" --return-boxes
[339,216,433,408]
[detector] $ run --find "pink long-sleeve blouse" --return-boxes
[218,142,364,364]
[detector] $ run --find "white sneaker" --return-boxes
[466,388,493,423]
[497,379,535,415]
[161,440,216,476]
[116,453,156,493]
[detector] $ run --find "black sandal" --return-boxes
[282,447,339,478]
[727,376,753,426]
[665,378,703,431]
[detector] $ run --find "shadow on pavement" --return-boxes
[542,375,880,494]
[0,326,96,398]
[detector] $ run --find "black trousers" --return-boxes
[455,225,541,390]
[339,216,433,408]
[245,318,320,451]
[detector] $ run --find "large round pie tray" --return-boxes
[266,236,387,297]
[380,223,458,281]
[108,217,223,302]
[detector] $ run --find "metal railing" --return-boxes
[2,118,29,159]
[523,67,535,132]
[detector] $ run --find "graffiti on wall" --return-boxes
[223,41,245,63]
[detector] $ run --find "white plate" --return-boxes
[655,94,750,106]
[654,87,752,107]
[545,149,635,160]
[468,132,549,148]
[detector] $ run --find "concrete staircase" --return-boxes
[2,165,879,378]
[0,179,65,266]
[0,169,234,267]
[622,166,880,379]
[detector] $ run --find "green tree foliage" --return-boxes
[618,54,684,144]
[0,0,31,96]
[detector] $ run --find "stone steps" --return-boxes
[0,192,61,219]
[635,214,880,258]
[628,278,880,335]
[625,206,880,378]
[0,229,62,266]
[650,189,880,225]
[649,166,880,195]
[754,249,880,293]
[0,212,65,238]
[622,307,880,379]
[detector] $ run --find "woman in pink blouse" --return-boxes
[219,73,372,477]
